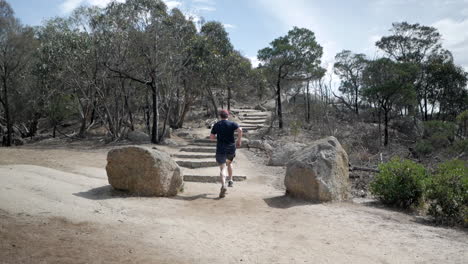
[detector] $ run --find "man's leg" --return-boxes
[227,160,233,182]
[219,163,227,187]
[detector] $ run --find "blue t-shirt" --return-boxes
[211,120,239,153]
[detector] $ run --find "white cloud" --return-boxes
[196,6,216,12]
[223,23,236,29]
[165,1,182,10]
[248,56,261,68]
[432,18,468,68]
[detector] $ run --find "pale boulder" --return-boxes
[106,146,183,196]
[285,137,350,202]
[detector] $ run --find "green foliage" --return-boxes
[423,121,456,149]
[258,26,323,128]
[426,160,468,225]
[451,139,468,154]
[370,158,427,208]
[415,140,434,155]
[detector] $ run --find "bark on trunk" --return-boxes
[2,77,12,146]
[150,84,159,144]
[276,70,283,129]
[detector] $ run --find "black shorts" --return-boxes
[216,152,236,164]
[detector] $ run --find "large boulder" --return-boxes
[268,142,307,166]
[106,146,183,196]
[285,137,350,202]
[127,131,150,143]
[247,139,273,153]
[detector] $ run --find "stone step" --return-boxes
[231,109,259,112]
[242,117,269,120]
[243,114,268,118]
[240,126,264,130]
[172,153,215,159]
[242,120,267,124]
[183,175,247,183]
[180,147,216,153]
[176,160,218,168]
[190,142,217,147]
[193,139,216,144]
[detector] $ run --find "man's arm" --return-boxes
[236,127,243,148]
[210,133,216,141]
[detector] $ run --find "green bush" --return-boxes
[423,121,456,140]
[426,160,468,226]
[415,140,434,155]
[370,158,427,208]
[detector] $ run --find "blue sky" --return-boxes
[8,0,468,72]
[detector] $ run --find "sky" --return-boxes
[8,0,468,73]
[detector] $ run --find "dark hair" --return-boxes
[219,110,229,119]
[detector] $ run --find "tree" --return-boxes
[0,0,36,146]
[333,50,367,116]
[376,22,458,121]
[195,21,234,116]
[362,58,417,146]
[258,27,323,128]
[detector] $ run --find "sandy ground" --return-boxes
[0,143,467,264]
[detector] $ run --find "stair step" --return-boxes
[172,154,215,159]
[242,117,268,120]
[180,147,216,153]
[183,175,247,183]
[242,120,266,124]
[243,115,268,118]
[176,160,218,168]
[190,142,217,147]
[193,139,216,144]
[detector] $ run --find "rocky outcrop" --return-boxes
[247,140,273,153]
[127,131,150,143]
[106,146,183,196]
[284,137,350,202]
[268,142,307,166]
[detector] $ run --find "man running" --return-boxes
[210,109,243,198]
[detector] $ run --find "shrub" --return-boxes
[423,120,456,142]
[370,158,427,208]
[426,160,468,226]
[415,140,434,156]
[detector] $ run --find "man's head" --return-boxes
[219,109,229,119]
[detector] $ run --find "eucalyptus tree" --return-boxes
[195,21,234,116]
[100,0,172,143]
[362,58,417,146]
[376,22,467,120]
[0,0,36,146]
[258,27,323,128]
[424,54,468,120]
[223,50,252,110]
[333,50,367,116]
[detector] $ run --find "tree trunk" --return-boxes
[150,83,159,144]
[306,80,310,123]
[53,125,56,138]
[384,108,389,146]
[206,87,218,117]
[227,85,232,111]
[424,94,428,121]
[277,70,283,129]
[2,77,12,146]
[124,95,134,131]
[355,88,359,116]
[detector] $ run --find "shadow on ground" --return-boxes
[74,185,137,200]
[170,193,220,201]
[263,195,318,209]
[74,185,220,201]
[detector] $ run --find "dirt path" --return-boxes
[0,144,467,263]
